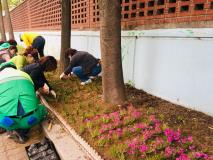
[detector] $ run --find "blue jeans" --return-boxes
[72,65,101,82]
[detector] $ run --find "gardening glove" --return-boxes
[60,72,66,79]
[36,91,41,97]
[50,90,57,98]
[42,83,50,94]
[60,72,71,79]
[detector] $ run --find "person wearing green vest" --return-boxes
[0,62,47,143]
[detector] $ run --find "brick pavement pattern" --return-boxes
[0,126,43,160]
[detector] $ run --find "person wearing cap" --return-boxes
[20,33,45,57]
[0,43,18,64]
[59,48,102,85]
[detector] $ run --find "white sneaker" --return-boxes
[80,79,92,85]
[89,76,96,80]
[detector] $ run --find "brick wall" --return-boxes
[8,0,213,31]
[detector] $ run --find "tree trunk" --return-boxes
[99,0,126,104]
[0,1,6,41]
[60,0,71,73]
[2,0,14,40]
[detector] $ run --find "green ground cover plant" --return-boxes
[46,72,213,160]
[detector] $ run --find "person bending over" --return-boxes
[60,48,101,85]
[0,62,47,143]
[22,56,57,98]
[20,32,45,57]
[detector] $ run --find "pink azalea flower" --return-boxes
[94,115,100,120]
[155,127,161,133]
[103,114,110,119]
[110,111,120,118]
[116,128,123,137]
[152,138,164,149]
[181,136,193,144]
[99,129,104,134]
[129,127,135,133]
[128,141,138,150]
[127,150,135,155]
[113,119,121,126]
[85,118,90,122]
[131,110,141,119]
[108,130,113,135]
[165,146,176,158]
[135,123,147,129]
[143,130,153,141]
[164,128,181,143]
[139,144,148,153]
[99,135,105,140]
[149,115,158,123]
[187,136,193,143]
[194,152,209,159]
[176,153,190,160]
[177,148,185,155]
[189,145,195,150]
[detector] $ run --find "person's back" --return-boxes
[22,62,40,75]
[64,51,98,75]
[21,33,39,47]
[10,54,27,69]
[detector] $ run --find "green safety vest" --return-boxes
[0,62,47,130]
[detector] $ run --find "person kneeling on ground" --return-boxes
[59,48,102,85]
[0,62,47,143]
[22,56,57,98]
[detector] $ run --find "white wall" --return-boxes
[14,29,213,116]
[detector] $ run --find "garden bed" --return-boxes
[45,72,213,160]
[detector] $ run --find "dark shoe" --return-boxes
[8,131,28,144]
[0,127,6,134]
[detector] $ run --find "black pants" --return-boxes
[15,129,29,139]
[32,36,45,57]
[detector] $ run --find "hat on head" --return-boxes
[0,43,11,51]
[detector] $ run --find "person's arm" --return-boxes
[41,73,52,90]
[29,69,45,91]
[64,62,74,75]
[10,56,26,69]
[40,73,57,98]
[64,55,79,75]
[60,60,75,79]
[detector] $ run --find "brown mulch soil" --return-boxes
[126,85,213,154]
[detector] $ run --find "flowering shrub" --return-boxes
[85,106,212,160]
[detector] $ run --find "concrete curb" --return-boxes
[39,95,104,160]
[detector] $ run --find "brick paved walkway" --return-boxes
[0,126,44,160]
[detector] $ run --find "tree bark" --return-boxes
[99,0,126,104]
[60,0,71,73]
[0,1,6,41]
[2,0,14,40]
